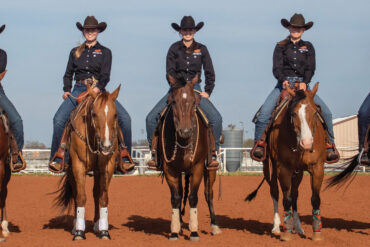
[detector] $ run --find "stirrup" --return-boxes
[10,152,27,172]
[325,143,340,164]
[117,146,135,173]
[250,140,267,161]
[207,151,219,171]
[147,150,159,171]
[48,150,65,173]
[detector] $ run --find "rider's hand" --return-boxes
[282,80,289,89]
[93,87,101,94]
[199,92,209,99]
[63,92,71,100]
[299,83,307,91]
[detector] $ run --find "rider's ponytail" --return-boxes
[74,42,86,59]
[277,36,290,48]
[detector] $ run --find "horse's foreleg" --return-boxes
[95,157,115,240]
[93,170,100,234]
[72,159,87,241]
[291,171,304,235]
[164,170,181,241]
[310,165,324,241]
[278,165,293,241]
[270,163,280,235]
[204,169,221,235]
[187,163,203,242]
[0,158,9,240]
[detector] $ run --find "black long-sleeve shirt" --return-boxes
[273,39,315,84]
[0,49,7,74]
[166,40,216,96]
[63,42,112,92]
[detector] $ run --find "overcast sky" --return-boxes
[1,0,369,146]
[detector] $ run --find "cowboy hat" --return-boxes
[76,16,107,32]
[171,16,204,31]
[0,25,5,34]
[281,13,313,30]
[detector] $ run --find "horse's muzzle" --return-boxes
[100,142,113,156]
[300,138,313,151]
[178,128,193,139]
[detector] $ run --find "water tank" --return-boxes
[222,125,243,172]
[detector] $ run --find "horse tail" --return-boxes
[54,169,75,212]
[326,154,360,189]
[181,174,190,216]
[245,177,265,201]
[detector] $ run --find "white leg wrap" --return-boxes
[272,212,281,233]
[99,207,109,231]
[76,207,85,231]
[293,211,304,234]
[1,221,9,237]
[170,208,180,233]
[189,208,198,232]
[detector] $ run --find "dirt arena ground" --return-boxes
[2,174,370,246]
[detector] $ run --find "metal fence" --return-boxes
[19,147,369,175]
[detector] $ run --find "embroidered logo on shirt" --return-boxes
[298,46,308,53]
[92,49,102,55]
[192,49,202,56]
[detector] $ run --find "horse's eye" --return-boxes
[92,113,97,118]
[114,114,117,118]
[291,112,297,117]
[172,101,176,105]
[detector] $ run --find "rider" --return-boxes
[146,16,222,170]
[358,92,370,164]
[251,13,339,162]
[48,16,133,173]
[0,24,26,172]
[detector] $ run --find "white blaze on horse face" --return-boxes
[182,93,187,99]
[298,104,313,148]
[104,105,110,147]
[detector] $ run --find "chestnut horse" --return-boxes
[55,85,121,241]
[0,71,12,241]
[246,84,327,241]
[158,75,221,241]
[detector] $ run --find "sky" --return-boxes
[1,0,369,146]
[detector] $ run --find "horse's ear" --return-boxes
[168,75,176,85]
[110,84,121,100]
[311,82,319,98]
[190,74,199,87]
[87,85,97,99]
[0,70,7,81]
[286,86,296,97]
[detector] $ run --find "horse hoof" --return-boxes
[280,232,292,241]
[2,231,10,238]
[169,233,179,241]
[211,225,222,235]
[312,232,324,241]
[99,230,111,240]
[190,232,200,242]
[73,230,86,241]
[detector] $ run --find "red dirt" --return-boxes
[3,175,370,246]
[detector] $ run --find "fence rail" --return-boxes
[19,147,369,175]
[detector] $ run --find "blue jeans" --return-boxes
[0,85,23,150]
[358,92,370,149]
[50,84,132,161]
[254,77,335,143]
[146,83,223,149]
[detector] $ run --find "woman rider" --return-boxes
[0,24,26,172]
[48,16,133,173]
[146,16,222,170]
[251,13,339,162]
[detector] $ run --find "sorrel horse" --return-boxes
[326,126,369,188]
[55,85,121,241]
[158,75,221,241]
[246,84,327,241]
[0,71,12,241]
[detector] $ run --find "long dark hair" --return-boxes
[277,36,290,48]
[75,42,86,59]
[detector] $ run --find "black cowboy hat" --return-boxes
[0,25,5,34]
[76,16,107,33]
[171,16,204,31]
[281,13,313,30]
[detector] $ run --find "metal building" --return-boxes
[333,115,358,159]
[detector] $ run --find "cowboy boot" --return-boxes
[9,132,27,172]
[48,126,69,173]
[116,128,136,174]
[251,140,267,161]
[147,135,159,171]
[206,129,219,170]
[325,142,340,164]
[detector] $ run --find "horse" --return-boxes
[55,85,121,241]
[326,126,369,188]
[246,83,327,241]
[157,75,221,241]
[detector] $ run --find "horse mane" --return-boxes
[170,75,188,91]
[287,90,306,115]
